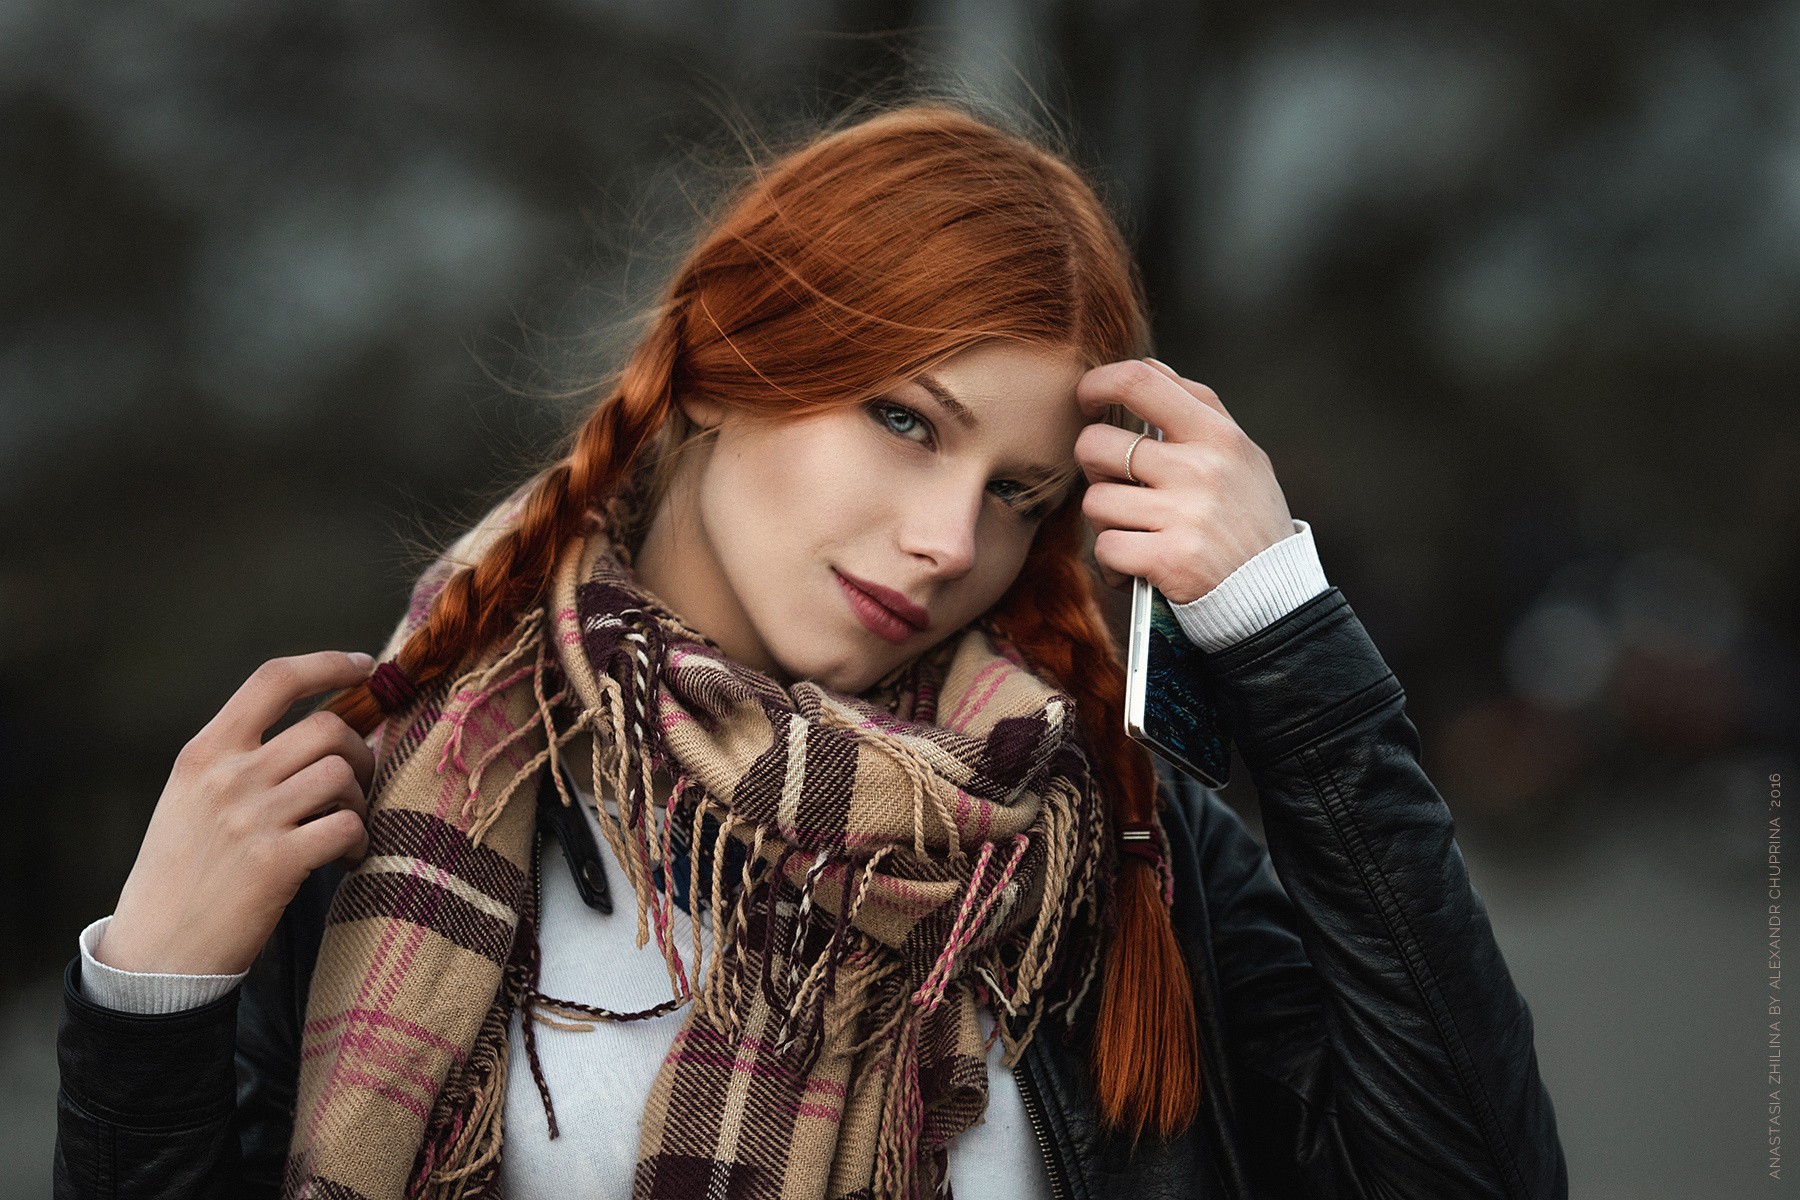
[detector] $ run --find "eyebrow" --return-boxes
[911,372,1072,488]
[914,373,979,430]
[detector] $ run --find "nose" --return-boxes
[897,473,982,580]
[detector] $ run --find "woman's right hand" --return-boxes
[95,651,379,977]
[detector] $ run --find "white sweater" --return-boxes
[76,519,1330,1198]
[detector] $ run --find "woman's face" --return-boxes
[636,341,1089,695]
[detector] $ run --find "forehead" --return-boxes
[904,342,1086,430]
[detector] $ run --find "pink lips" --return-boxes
[834,569,929,644]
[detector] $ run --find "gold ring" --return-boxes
[1124,431,1148,484]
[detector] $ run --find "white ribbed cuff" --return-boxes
[1167,519,1330,652]
[77,915,248,1015]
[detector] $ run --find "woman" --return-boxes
[55,101,1567,1199]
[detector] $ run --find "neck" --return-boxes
[631,468,793,687]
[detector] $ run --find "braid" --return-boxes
[319,100,1196,1140]
[327,295,690,738]
[987,499,1203,1143]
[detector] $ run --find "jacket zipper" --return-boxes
[1014,1046,1073,1200]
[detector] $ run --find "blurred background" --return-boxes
[3,1,1795,1194]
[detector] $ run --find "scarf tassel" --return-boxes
[293,513,1114,1200]
[874,1010,929,1200]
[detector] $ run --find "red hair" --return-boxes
[328,99,1199,1141]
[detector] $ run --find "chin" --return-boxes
[802,661,882,697]
[770,641,885,696]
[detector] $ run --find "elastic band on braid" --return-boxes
[1116,820,1165,871]
[367,660,419,715]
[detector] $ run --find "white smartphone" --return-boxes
[1109,405,1234,790]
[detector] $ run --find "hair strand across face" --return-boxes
[326,97,1198,1140]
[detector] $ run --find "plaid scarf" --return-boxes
[283,485,1114,1200]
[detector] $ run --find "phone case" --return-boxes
[1124,572,1233,789]
[1108,404,1234,789]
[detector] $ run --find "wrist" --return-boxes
[79,915,250,1015]
[97,913,243,977]
[1169,518,1329,652]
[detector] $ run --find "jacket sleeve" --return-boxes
[54,861,343,1198]
[1177,586,1567,1200]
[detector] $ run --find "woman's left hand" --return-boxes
[1073,358,1296,602]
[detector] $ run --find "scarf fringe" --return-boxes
[360,540,1111,1200]
[408,874,534,1198]
[874,1012,926,1200]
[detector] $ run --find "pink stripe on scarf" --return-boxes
[330,1067,433,1123]
[372,781,478,1020]
[946,660,1010,732]
[471,697,535,774]
[301,1028,440,1099]
[303,1007,466,1060]
[944,661,1000,729]
[303,767,468,1144]
[674,1028,847,1097]
[557,602,583,645]
[967,787,993,843]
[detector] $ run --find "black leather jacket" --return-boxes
[54,587,1568,1198]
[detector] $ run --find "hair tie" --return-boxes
[367,660,419,714]
[1117,820,1164,870]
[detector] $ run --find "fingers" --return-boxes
[1075,421,1169,488]
[1090,527,1164,582]
[256,709,375,795]
[270,755,371,877]
[1081,478,1168,532]
[292,806,371,874]
[1083,482,1169,592]
[1074,359,1236,445]
[270,753,369,827]
[201,651,376,751]
[1140,357,1234,422]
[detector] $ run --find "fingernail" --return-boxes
[349,652,374,671]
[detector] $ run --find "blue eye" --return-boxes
[872,401,929,443]
[867,399,1052,520]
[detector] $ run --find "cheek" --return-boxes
[704,421,866,547]
[938,521,1034,628]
